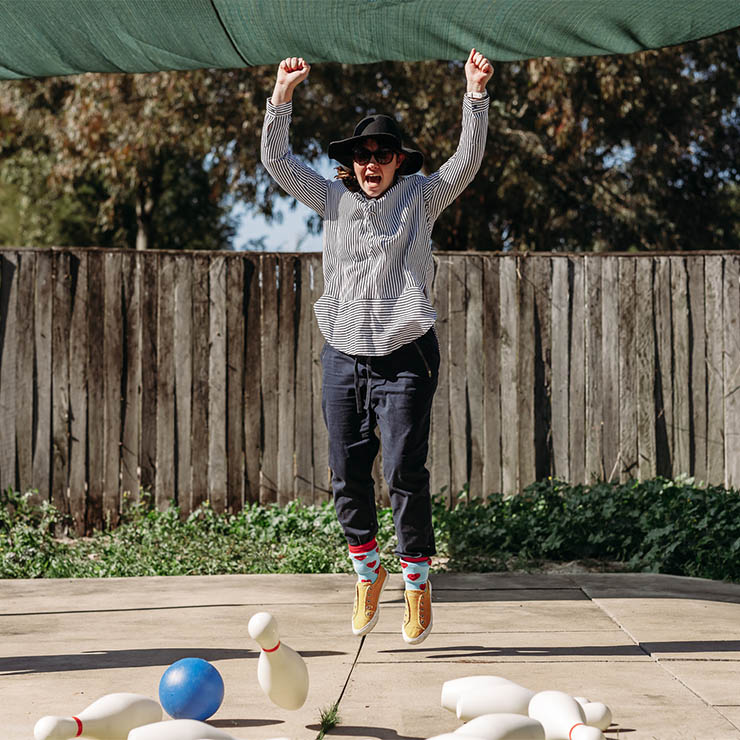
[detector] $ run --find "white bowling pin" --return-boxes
[427,735,486,740]
[528,692,603,740]
[248,611,309,710]
[34,693,161,740]
[579,702,612,731]
[128,719,236,739]
[456,684,535,720]
[441,676,519,713]
[454,713,546,740]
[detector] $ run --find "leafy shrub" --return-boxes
[2,477,739,582]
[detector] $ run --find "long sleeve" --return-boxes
[421,94,489,223]
[260,98,329,218]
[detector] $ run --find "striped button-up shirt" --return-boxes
[261,94,489,356]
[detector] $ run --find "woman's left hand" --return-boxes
[465,48,494,93]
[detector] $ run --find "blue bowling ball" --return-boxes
[158,657,224,720]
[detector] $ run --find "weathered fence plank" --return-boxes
[635,258,656,479]
[156,254,176,511]
[243,254,262,504]
[226,256,245,512]
[430,255,451,501]
[449,255,467,498]
[0,253,18,492]
[687,257,707,482]
[260,254,279,504]
[654,256,673,476]
[208,255,228,511]
[16,251,35,496]
[466,255,484,497]
[174,255,193,508]
[671,257,691,477]
[33,252,53,502]
[277,255,297,505]
[723,255,740,488]
[68,253,88,533]
[5,248,740,521]
[618,258,637,481]
[121,253,141,503]
[585,257,603,480]
[500,256,518,494]
[551,257,569,481]
[601,256,619,481]
[482,254,501,495]
[295,256,313,503]
[103,252,122,525]
[309,253,329,502]
[569,258,586,484]
[52,251,71,515]
[86,252,105,528]
[190,253,209,512]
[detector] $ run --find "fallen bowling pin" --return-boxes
[427,735,486,740]
[454,713,545,740]
[128,719,236,739]
[248,611,309,710]
[456,684,535,720]
[34,693,161,740]
[528,692,603,740]
[441,676,520,713]
[576,702,612,732]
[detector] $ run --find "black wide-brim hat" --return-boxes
[328,114,424,176]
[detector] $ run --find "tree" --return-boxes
[1,28,738,251]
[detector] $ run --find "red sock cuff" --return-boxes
[400,556,432,563]
[348,538,378,554]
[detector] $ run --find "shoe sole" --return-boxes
[402,582,433,645]
[352,570,388,637]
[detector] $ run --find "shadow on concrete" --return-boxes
[2,603,253,617]
[0,647,346,675]
[306,723,423,739]
[378,639,740,659]
[210,717,285,729]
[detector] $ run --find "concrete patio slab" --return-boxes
[2,572,740,740]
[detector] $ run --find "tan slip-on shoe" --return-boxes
[352,564,388,636]
[403,581,432,644]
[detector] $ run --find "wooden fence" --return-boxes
[1,248,739,532]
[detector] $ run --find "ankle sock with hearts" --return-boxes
[400,556,431,591]
[349,539,381,584]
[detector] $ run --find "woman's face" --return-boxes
[352,138,405,198]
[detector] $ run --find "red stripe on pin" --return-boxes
[74,717,83,737]
[263,641,281,653]
[569,723,584,739]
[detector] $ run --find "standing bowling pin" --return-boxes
[441,676,519,713]
[528,692,604,740]
[127,719,236,739]
[456,684,535,720]
[454,713,545,739]
[248,612,309,710]
[34,693,161,740]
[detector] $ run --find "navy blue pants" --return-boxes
[321,328,440,559]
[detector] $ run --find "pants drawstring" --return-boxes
[353,357,362,413]
[352,356,373,414]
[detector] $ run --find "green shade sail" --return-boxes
[1,0,739,79]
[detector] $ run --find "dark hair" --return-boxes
[334,165,361,192]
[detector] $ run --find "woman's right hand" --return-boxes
[272,57,310,104]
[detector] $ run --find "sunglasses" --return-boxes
[352,146,397,166]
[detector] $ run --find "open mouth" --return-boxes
[366,175,382,185]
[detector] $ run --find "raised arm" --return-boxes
[422,49,494,222]
[261,57,329,218]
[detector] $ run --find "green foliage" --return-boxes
[2,477,739,582]
[436,477,740,581]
